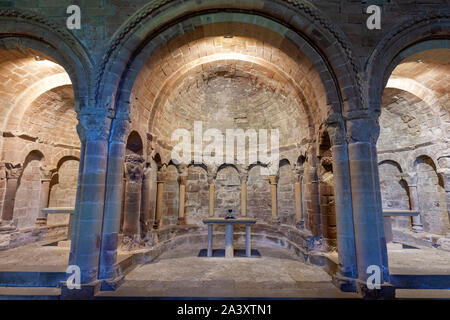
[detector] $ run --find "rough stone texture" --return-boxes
[0,1,448,295]
[162,165,179,226]
[185,166,209,226]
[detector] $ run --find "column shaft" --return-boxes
[69,139,109,284]
[332,144,358,278]
[348,142,387,282]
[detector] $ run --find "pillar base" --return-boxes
[121,234,142,251]
[153,220,161,230]
[296,220,305,229]
[412,225,424,233]
[0,220,16,231]
[177,217,186,225]
[60,280,102,300]
[331,275,357,293]
[100,275,125,291]
[357,282,396,300]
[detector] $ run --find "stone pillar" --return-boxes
[153,167,166,229]
[178,172,187,225]
[208,173,215,218]
[294,168,304,227]
[122,154,144,245]
[36,167,54,225]
[269,175,279,224]
[437,169,450,236]
[325,117,359,280]
[240,173,248,217]
[140,163,153,236]
[403,173,423,233]
[98,118,129,281]
[304,166,321,236]
[346,116,390,291]
[69,112,111,284]
[1,163,22,225]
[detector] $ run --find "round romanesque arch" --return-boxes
[97,0,362,122]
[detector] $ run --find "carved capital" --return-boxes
[324,114,346,146]
[124,154,144,182]
[40,165,55,181]
[5,163,22,179]
[110,117,131,143]
[402,173,418,187]
[268,175,279,185]
[346,116,380,145]
[77,111,112,142]
[239,172,249,184]
[157,166,167,183]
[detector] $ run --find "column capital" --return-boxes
[5,163,22,179]
[124,154,144,183]
[110,117,131,143]
[157,166,167,183]
[345,115,380,145]
[77,111,112,142]
[39,165,55,181]
[239,172,249,184]
[268,175,279,185]
[324,114,346,146]
[401,172,418,187]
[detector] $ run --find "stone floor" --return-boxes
[99,246,358,299]
[0,239,449,298]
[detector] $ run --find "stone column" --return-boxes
[294,167,304,228]
[403,173,423,233]
[36,167,54,225]
[269,175,279,224]
[304,166,321,236]
[153,167,166,229]
[69,112,111,284]
[98,117,129,281]
[346,116,390,291]
[240,173,248,217]
[208,173,215,217]
[437,169,450,236]
[178,172,188,225]
[140,163,153,236]
[1,163,22,225]
[326,118,358,280]
[122,154,144,245]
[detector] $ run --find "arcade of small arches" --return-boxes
[0,3,448,298]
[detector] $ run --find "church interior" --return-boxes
[0,1,448,300]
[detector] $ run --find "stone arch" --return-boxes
[247,163,271,223]
[0,9,93,111]
[367,12,450,111]
[413,155,449,234]
[19,146,47,167]
[50,149,81,169]
[126,131,144,156]
[14,150,44,228]
[98,0,361,122]
[48,156,79,209]
[215,164,241,216]
[185,164,209,226]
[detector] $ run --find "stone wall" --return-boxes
[185,166,209,226]
[247,166,272,223]
[277,162,296,226]
[162,165,179,226]
[215,166,241,217]
[13,152,42,229]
